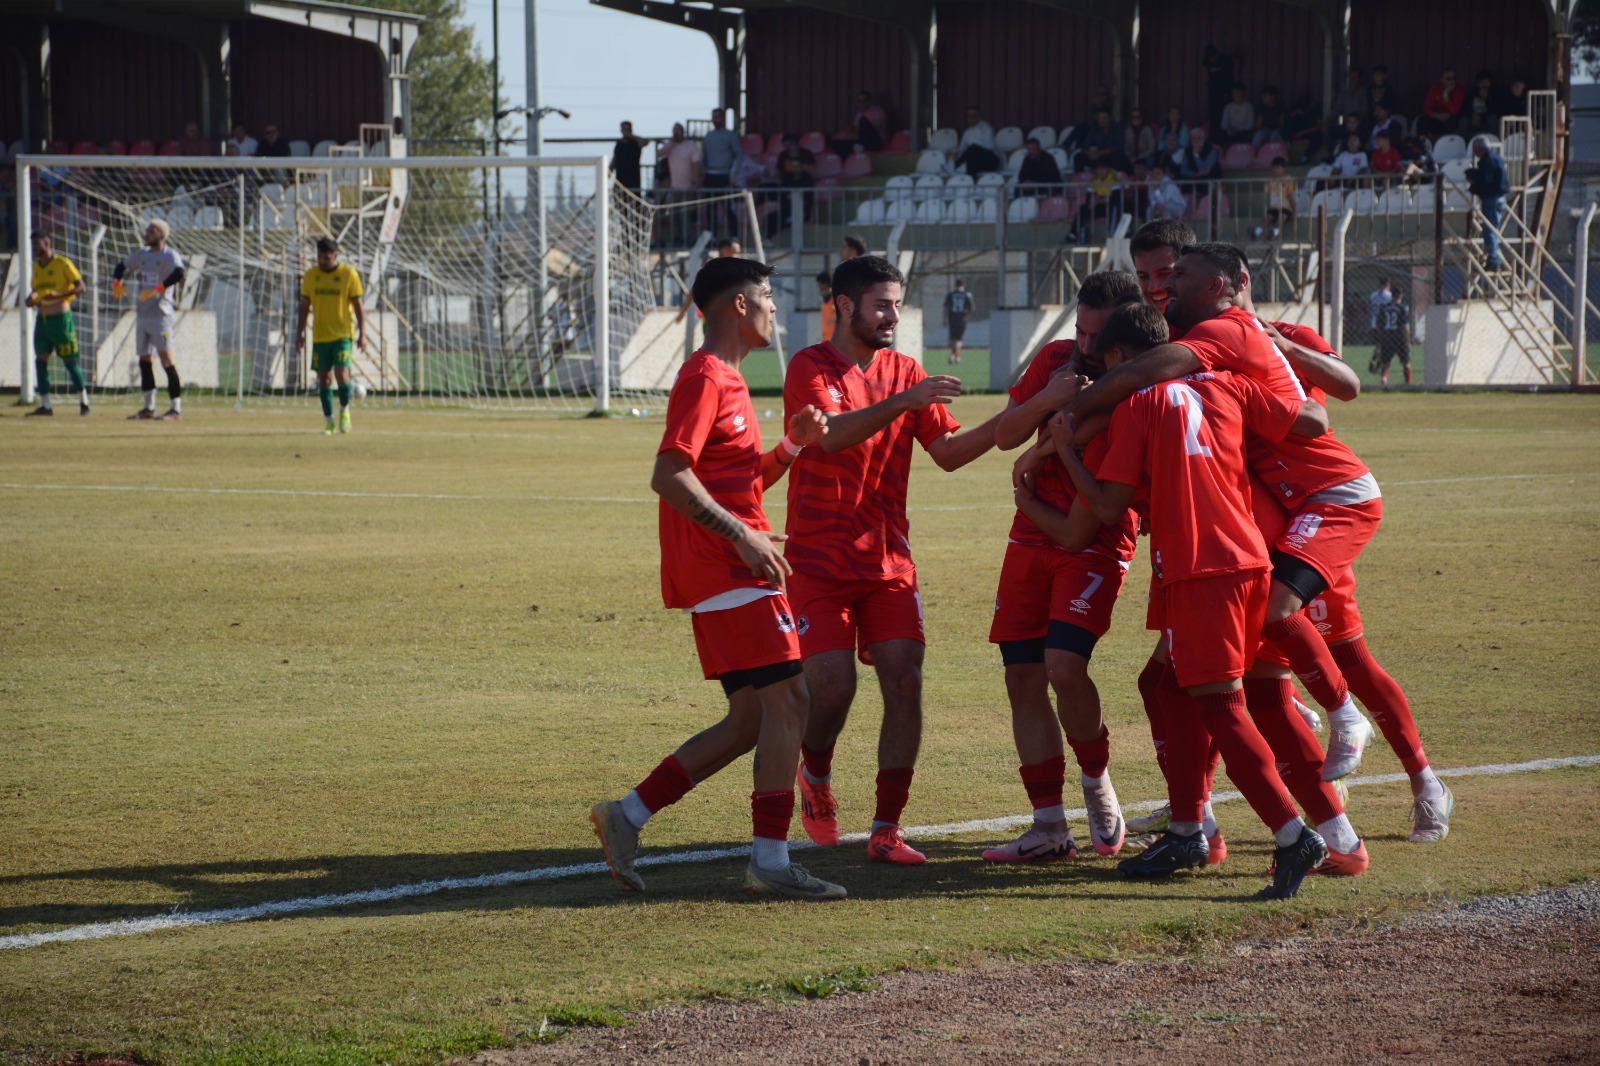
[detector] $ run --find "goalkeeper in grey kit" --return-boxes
[114,220,186,420]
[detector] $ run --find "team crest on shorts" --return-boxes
[777,610,795,633]
[795,614,810,635]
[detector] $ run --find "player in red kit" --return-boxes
[1055,302,1334,899]
[785,255,1001,865]
[590,257,845,901]
[983,271,1144,862]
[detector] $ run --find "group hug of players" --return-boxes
[590,218,1453,902]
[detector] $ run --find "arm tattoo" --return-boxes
[688,495,745,541]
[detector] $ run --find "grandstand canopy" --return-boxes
[0,0,422,150]
[597,0,1572,150]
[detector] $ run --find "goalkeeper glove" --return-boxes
[138,284,164,301]
[112,280,125,299]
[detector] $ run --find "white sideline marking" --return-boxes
[2,753,1596,952]
[2,470,1592,510]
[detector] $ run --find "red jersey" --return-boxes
[656,351,773,609]
[1175,307,1369,506]
[1269,321,1335,405]
[783,341,960,580]
[1008,340,1136,560]
[1097,371,1300,587]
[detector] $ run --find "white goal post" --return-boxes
[10,153,645,413]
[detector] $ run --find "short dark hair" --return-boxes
[1077,270,1141,311]
[691,256,773,312]
[1272,156,1288,167]
[815,270,832,285]
[716,236,739,252]
[1130,219,1197,259]
[842,234,868,256]
[315,236,338,254]
[1025,136,1041,148]
[832,255,902,309]
[1095,301,1170,360]
[1179,241,1249,292]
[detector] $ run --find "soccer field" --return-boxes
[2,393,1598,1065]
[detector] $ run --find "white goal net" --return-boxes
[9,152,690,414]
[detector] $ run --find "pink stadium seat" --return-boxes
[885,129,911,154]
[798,131,826,154]
[1221,143,1255,171]
[815,175,844,203]
[832,129,854,144]
[72,141,99,156]
[1253,141,1287,169]
[47,140,68,155]
[159,140,182,156]
[764,133,785,156]
[841,150,872,179]
[815,151,843,179]
[740,134,764,157]
[106,140,127,155]
[128,140,157,156]
[1037,195,1075,223]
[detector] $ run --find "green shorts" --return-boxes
[34,311,79,359]
[312,339,353,374]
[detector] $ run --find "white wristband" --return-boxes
[779,435,804,459]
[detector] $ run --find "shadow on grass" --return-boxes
[0,834,1289,932]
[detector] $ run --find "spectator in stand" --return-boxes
[1326,111,1364,162]
[1219,83,1256,146]
[840,234,866,262]
[1466,135,1510,270]
[257,123,291,159]
[1125,161,1153,219]
[952,106,1000,176]
[701,108,742,191]
[776,133,816,178]
[1159,106,1191,151]
[1400,136,1436,188]
[833,91,887,156]
[1253,86,1285,149]
[1506,79,1529,116]
[1147,162,1185,220]
[178,120,213,156]
[1282,93,1322,158]
[1467,71,1509,135]
[660,123,700,190]
[1148,129,1184,172]
[1075,107,1130,173]
[1367,66,1396,117]
[776,152,814,226]
[1370,132,1401,186]
[610,120,647,193]
[1331,133,1369,187]
[1069,162,1122,243]
[1064,84,1116,155]
[1419,68,1465,138]
[1203,45,1236,133]
[1015,136,1062,196]
[1124,108,1157,164]
[1256,156,1295,238]
[1177,126,1221,193]
[1370,103,1406,152]
[1328,68,1367,152]
[228,123,258,157]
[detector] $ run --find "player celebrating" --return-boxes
[295,237,367,435]
[590,258,843,900]
[1056,302,1333,899]
[25,233,89,417]
[115,220,187,420]
[983,271,1143,863]
[784,256,1000,866]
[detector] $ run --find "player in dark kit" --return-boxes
[1371,299,1413,385]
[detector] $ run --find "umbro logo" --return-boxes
[1285,534,1306,546]
[1070,598,1091,612]
[733,414,747,431]
[828,388,842,402]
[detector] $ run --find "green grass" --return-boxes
[0,393,1597,1065]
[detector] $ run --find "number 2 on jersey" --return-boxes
[1165,382,1213,458]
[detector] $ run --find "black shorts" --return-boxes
[1376,330,1410,368]
[948,314,967,343]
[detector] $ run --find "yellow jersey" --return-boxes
[300,263,365,343]
[32,254,82,311]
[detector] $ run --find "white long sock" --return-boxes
[80,389,89,406]
[39,394,52,411]
[1317,814,1360,853]
[1273,817,1307,847]
[172,396,182,413]
[1412,766,1444,800]
[1328,697,1363,728]
[869,820,898,833]
[143,388,157,411]
[1081,772,1109,790]
[619,789,652,829]
[1169,820,1203,836]
[1034,803,1066,823]
[1201,800,1218,838]
[801,766,830,785]
[751,835,789,871]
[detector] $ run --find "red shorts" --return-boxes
[1256,564,1366,668]
[989,543,1127,643]
[1144,569,1163,631]
[1275,498,1382,587]
[689,593,802,680]
[788,569,923,665]
[1162,569,1269,689]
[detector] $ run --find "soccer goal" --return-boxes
[9,151,702,414]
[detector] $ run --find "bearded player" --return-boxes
[785,255,1001,866]
[589,257,843,901]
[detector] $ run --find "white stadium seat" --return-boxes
[885,198,916,222]
[994,126,1025,156]
[1005,147,1027,177]
[1027,125,1058,149]
[289,140,312,158]
[929,127,959,152]
[945,173,976,200]
[914,174,946,201]
[885,175,915,202]
[1431,134,1468,163]
[914,199,945,223]
[1007,196,1039,223]
[977,172,1009,201]
[915,149,946,176]
[853,198,887,224]
[1048,147,1070,174]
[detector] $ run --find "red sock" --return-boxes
[800,743,835,780]
[1204,740,1221,795]
[1243,677,1342,825]
[1136,657,1166,775]
[1263,614,1350,711]
[634,754,694,814]
[1332,638,1428,775]
[1066,727,1111,779]
[751,789,795,840]
[1019,756,1065,811]
[873,767,915,826]
[1158,664,1209,823]
[1195,688,1299,832]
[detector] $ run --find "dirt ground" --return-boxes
[477,882,1600,1065]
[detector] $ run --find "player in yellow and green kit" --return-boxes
[26,233,90,417]
[295,236,367,435]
